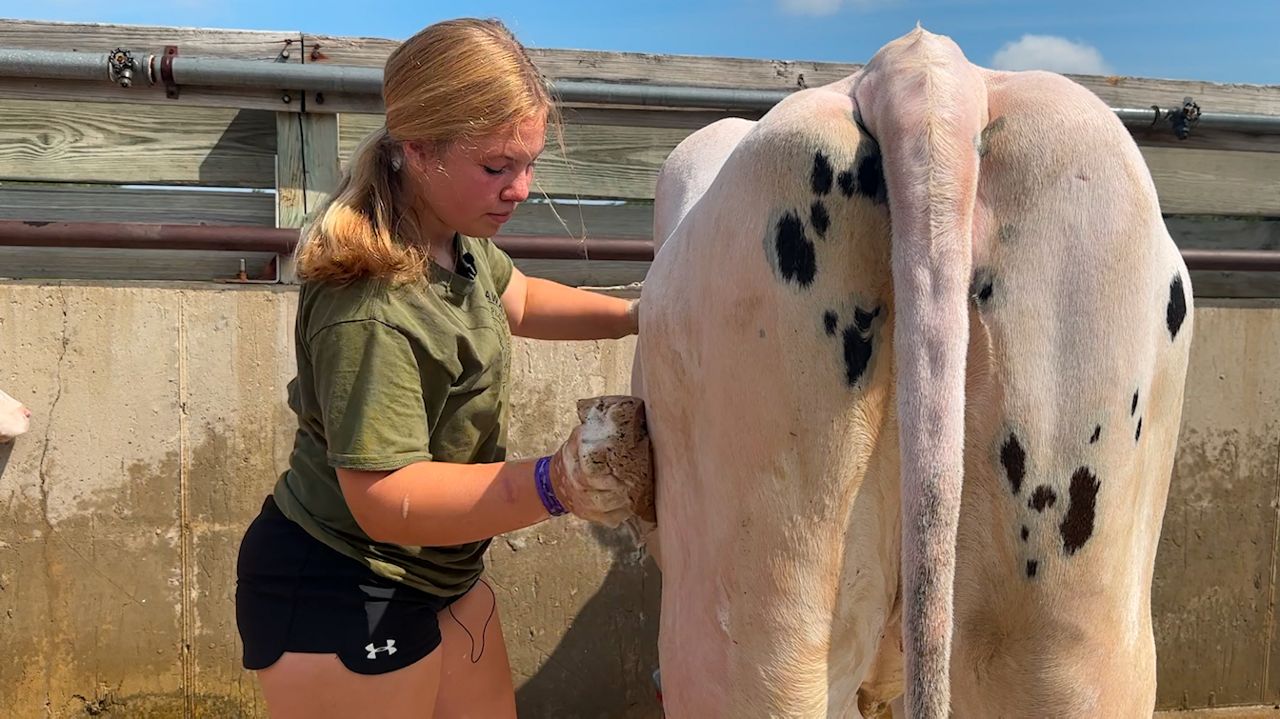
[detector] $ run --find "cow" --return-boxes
[632,26,1193,718]
[0,388,30,443]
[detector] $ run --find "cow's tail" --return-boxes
[854,27,987,719]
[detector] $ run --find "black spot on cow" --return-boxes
[774,211,816,287]
[1131,390,1139,416]
[837,169,856,198]
[1167,274,1187,340]
[1089,425,1101,444]
[855,151,886,204]
[1060,467,1100,556]
[1021,525,1030,542]
[842,324,874,387]
[978,117,1006,159]
[823,310,838,336]
[997,223,1017,244]
[811,152,834,196]
[1135,418,1142,442]
[1026,560,1039,578]
[810,201,830,238]
[970,267,995,306]
[1028,485,1057,512]
[853,306,879,334]
[1001,434,1026,496]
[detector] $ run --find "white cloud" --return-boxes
[990,34,1112,75]
[777,0,897,16]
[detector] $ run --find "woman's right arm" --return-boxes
[338,395,654,547]
[337,459,548,546]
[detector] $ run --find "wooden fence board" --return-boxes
[0,184,274,225]
[0,99,276,188]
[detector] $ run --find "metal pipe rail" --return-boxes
[0,47,1277,134]
[2,220,1280,273]
[0,220,654,261]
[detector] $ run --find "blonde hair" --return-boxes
[295,18,559,284]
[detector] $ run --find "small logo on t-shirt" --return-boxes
[365,639,398,659]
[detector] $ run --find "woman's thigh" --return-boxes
[256,649,443,719]
[433,578,517,718]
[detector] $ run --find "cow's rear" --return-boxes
[636,26,1191,718]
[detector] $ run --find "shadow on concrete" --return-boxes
[515,523,664,719]
[0,440,14,478]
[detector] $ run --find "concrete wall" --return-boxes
[0,282,1277,717]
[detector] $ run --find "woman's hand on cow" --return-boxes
[537,395,656,528]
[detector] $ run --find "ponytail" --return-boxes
[293,126,429,285]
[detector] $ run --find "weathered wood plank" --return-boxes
[501,200,653,239]
[0,99,277,187]
[1083,75,1280,122]
[275,112,340,227]
[0,247,278,282]
[340,113,682,200]
[277,111,340,282]
[306,33,1280,116]
[0,19,301,61]
[1188,271,1280,299]
[1142,147,1280,216]
[1168,217,1280,251]
[0,184,274,225]
[514,258,647,288]
[344,111,1280,211]
[303,34,847,91]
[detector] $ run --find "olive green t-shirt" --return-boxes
[272,234,514,597]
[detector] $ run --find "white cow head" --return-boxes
[0,389,31,443]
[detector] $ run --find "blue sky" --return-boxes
[3,0,1277,85]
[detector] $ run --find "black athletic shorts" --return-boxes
[235,495,466,675]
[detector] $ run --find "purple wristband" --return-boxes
[535,456,568,516]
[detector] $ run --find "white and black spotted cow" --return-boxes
[0,388,30,443]
[633,26,1192,718]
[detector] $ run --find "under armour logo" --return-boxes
[365,639,397,659]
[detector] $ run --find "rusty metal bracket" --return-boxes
[160,45,179,99]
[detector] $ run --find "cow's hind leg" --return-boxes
[949,68,1193,717]
[638,84,898,717]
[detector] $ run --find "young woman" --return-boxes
[235,17,648,718]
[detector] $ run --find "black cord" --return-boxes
[447,578,496,664]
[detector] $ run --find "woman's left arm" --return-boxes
[501,267,639,340]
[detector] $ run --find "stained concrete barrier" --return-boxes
[0,282,1277,717]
